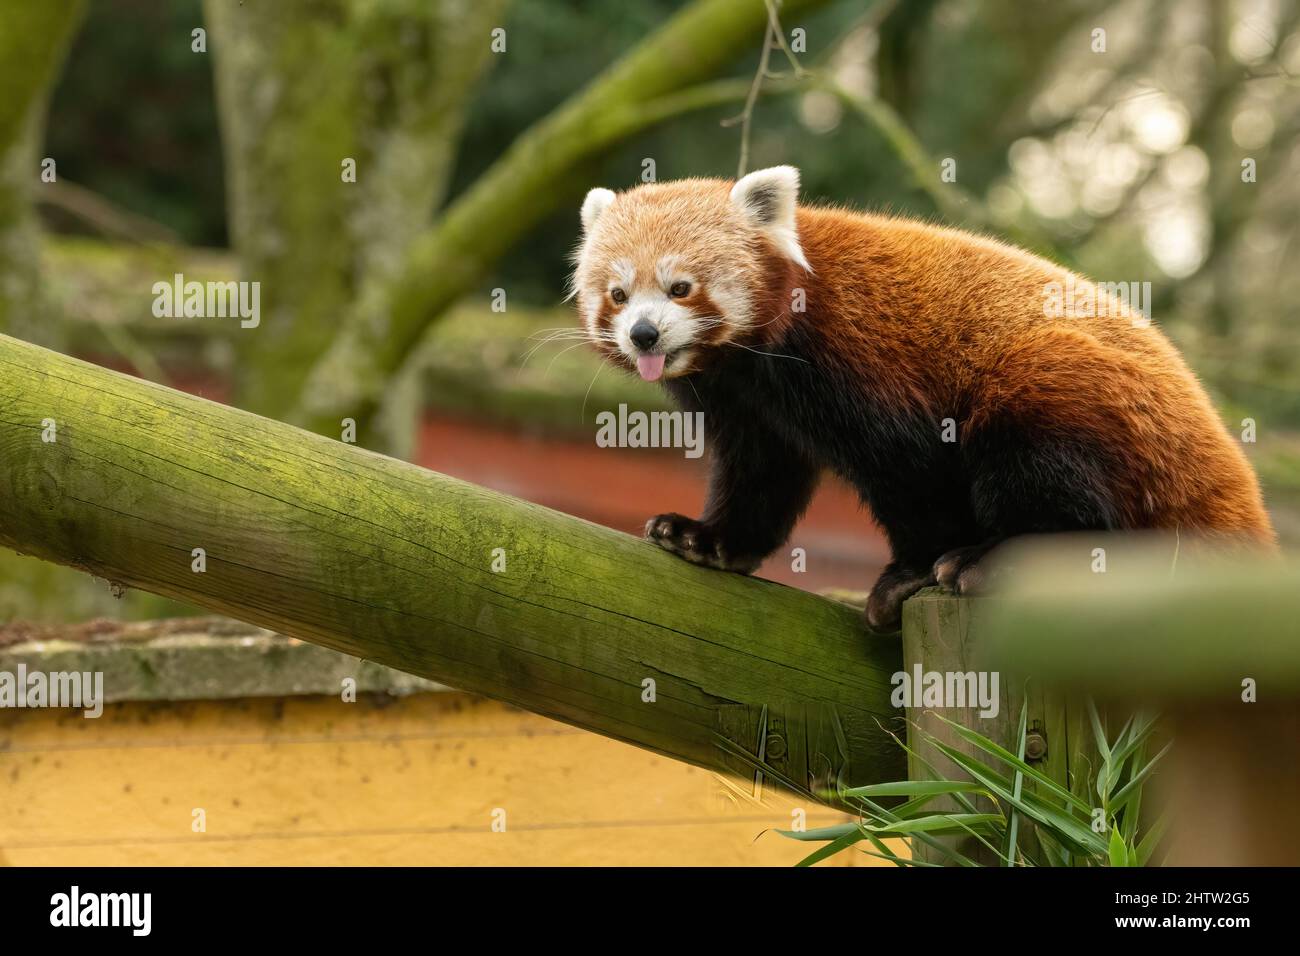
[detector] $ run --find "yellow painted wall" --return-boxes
[0,692,885,866]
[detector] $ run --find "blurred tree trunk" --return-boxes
[901,0,1095,194]
[875,0,939,119]
[0,0,85,345]
[289,0,835,451]
[202,0,507,420]
[1204,0,1239,337]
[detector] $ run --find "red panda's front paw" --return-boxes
[865,565,936,633]
[644,513,761,574]
[932,540,1005,595]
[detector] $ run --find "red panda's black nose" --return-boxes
[629,320,660,351]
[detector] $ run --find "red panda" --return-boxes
[572,166,1276,631]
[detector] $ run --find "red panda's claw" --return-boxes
[865,565,935,632]
[644,512,759,574]
[933,540,1005,595]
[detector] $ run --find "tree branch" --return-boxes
[288,0,836,445]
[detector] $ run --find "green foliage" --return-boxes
[436,0,876,301]
[46,0,225,245]
[28,0,1300,518]
[778,700,1170,867]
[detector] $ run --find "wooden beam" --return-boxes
[959,539,1300,866]
[902,590,1099,864]
[980,537,1300,696]
[0,333,906,803]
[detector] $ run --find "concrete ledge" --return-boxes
[0,617,445,703]
[0,589,872,706]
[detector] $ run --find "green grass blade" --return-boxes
[1036,828,1073,867]
[1003,699,1029,867]
[1135,814,1170,866]
[873,720,984,817]
[1108,825,1129,867]
[1120,735,1150,845]
[1088,698,1115,804]
[928,713,1093,815]
[1109,717,1156,772]
[853,789,984,866]
[864,813,1004,836]
[775,822,861,842]
[1086,698,1112,761]
[887,792,992,820]
[852,845,942,867]
[931,741,1107,856]
[1111,741,1173,811]
[845,780,990,798]
[794,825,868,867]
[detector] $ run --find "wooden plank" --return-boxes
[902,589,1099,865]
[980,537,1300,694]
[982,538,1300,866]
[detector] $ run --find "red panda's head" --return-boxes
[572,166,809,382]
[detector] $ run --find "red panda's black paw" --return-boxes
[865,565,935,633]
[644,513,761,573]
[933,542,1002,594]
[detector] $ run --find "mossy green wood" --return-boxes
[979,538,1300,696]
[0,333,905,802]
[902,590,1100,865]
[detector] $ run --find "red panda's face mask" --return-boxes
[572,167,809,382]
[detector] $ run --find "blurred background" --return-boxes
[1,0,1297,865]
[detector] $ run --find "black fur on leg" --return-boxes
[963,424,1121,535]
[644,512,761,572]
[923,427,1126,595]
[651,373,821,574]
[933,539,1004,594]
[865,562,935,633]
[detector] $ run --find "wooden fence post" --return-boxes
[901,589,1098,865]
[980,540,1300,866]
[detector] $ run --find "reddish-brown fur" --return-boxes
[575,173,1275,629]
[784,206,1274,542]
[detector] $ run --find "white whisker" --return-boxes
[544,340,598,378]
[725,342,810,364]
[686,376,707,413]
[580,360,607,424]
[519,328,617,367]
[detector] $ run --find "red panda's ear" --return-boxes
[730,166,810,271]
[581,188,616,236]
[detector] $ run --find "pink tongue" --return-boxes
[636,353,666,382]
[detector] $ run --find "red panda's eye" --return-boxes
[610,288,627,304]
[670,281,691,298]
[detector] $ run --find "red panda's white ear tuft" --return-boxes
[730,165,810,271]
[581,187,616,236]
